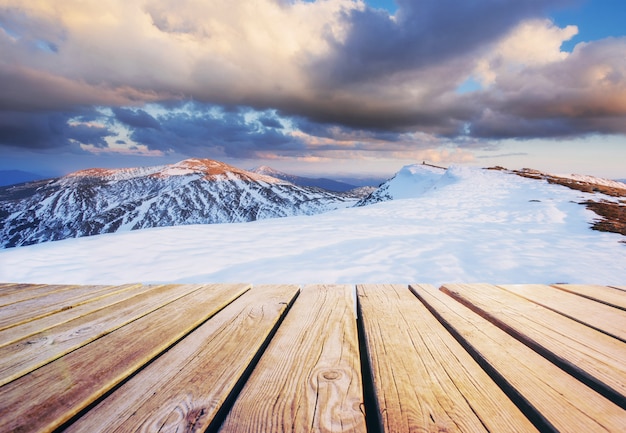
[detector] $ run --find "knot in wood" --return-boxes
[320,369,342,381]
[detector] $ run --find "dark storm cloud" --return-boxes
[294,116,404,142]
[0,110,114,150]
[0,111,69,149]
[258,115,283,129]
[113,108,161,130]
[127,104,305,159]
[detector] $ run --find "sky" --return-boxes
[1,0,625,180]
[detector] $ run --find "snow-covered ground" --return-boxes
[1,165,624,286]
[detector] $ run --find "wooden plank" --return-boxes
[0,283,249,433]
[65,284,299,433]
[0,283,48,297]
[610,286,626,292]
[0,283,25,293]
[0,284,152,348]
[441,283,626,406]
[0,284,83,307]
[499,284,626,342]
[357,284,537,433]
[0,283,143,332]
[413,284,626,433]
[0,284,225,386]
[219,284,366,433]
[552,284,626,310]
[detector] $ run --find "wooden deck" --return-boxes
[0,282,624,432]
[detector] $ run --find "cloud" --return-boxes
[474,19,579,86]
[0,109,114,150]
[0,0,625,162]
[123,103,306,159]
[113,108,161,130]
[472,35,626,138]
[318,0,575,84]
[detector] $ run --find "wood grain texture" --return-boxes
[219,284,366,433]
[0,284,207,386]
[551,284,626,310]
[0,283,35,295]
[0,283,249,433]
[358,284,537,433]
[441,283,626,405]
[0,284,152,348]
[499,284,626,342]
[415,285,626,433]
[65,284,299,433]
[0,283,142,332]
[0,284,82,307]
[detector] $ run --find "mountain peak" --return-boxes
[0,157,357,248]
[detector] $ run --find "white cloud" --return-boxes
[475,19,578,86]
[0,0,361,106]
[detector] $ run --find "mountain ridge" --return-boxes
[0,158,363,248]
[1,158,624,249]
[250,165,361,192]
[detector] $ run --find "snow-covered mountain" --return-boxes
[250,165,360,192]
[0,159,360,248]
[2,163,624,286]
[356,163,447,205]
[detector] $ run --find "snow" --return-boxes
[159,167,196,177]
[1,165,624,287]
[383,163,446,199]
[556,173,626,190]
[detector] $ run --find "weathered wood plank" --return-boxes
[0,284,209,386]
[358,284,537,433]
[441,283,626,406]
[219,284,366,433]
[552,284,626,310]
[414,284,626,433]
[0,283,249,433]
[0,283,27,293]
[499,284,626,342]
[610,286,626,292]
[0,284,152,348]
[0,284,83,307]
[65,284,299,433]
[0,283,143,332]
[0,283,48,296]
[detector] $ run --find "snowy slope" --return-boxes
[356,163,446,205]
[0,159,358,248]
[1,165,624,286]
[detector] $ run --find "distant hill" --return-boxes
[250,166,360,192]
[356,164,446,206]
[0,159,361,248]
[0,170,48,187]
